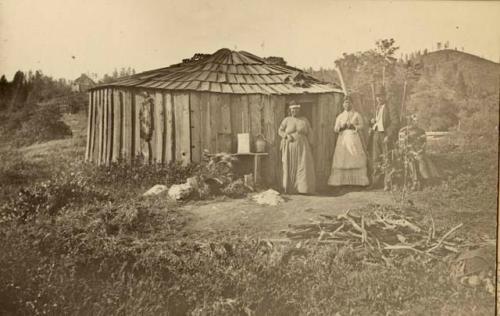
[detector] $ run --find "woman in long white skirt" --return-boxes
[328,96,369,187]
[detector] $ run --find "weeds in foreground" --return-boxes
[0,215,494,315]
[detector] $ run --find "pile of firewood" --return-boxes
[280,208,463,260]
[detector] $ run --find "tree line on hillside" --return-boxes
[0,68,136,146]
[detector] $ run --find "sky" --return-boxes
[0,0,499,80]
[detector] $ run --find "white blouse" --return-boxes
[334,110,364,133]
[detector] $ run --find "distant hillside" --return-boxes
[416,49,500,96]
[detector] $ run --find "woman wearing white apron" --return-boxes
[328,96,369,187]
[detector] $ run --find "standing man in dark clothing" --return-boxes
[369,88,400,190]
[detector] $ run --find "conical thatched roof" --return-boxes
[95,48,341,95]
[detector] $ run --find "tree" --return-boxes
[0,75,9,111]
[375,38,399,87]
[10,71,29,110]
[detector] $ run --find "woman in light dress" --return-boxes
[279,103,316,194]
[328,96,369,187]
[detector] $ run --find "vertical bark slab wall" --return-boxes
[264,95,286,187]
[190,93,202,162]
[105,89,113,165]
[154,92,164,163]
[248,94,263,143]
[122,90,133,163]
[112,89,122,163]
[164,92,174,163]
[85,91,94,161]
[133,91,141,159]
[173,93,191,164]
[95,90,103,165]
[102,89,108,165]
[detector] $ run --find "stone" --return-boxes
[168,183,194,200]
[143,184,168,196]
[252,189,284,206]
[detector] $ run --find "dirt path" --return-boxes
[182,190,393,238]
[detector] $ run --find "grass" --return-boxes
[0,113,497,315]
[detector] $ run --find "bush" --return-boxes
[0,151,48,202]
[1,170,108,223]
[14,104,72,146]
[411,149,498,214]
[67,92,88,114]
[78,159,199,193]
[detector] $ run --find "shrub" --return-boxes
[0,151,48,203]
[14,103,72,146]
[67,92,88,114]
[411,149,498,216]
[77,159,199,193]
[1,170,108,223]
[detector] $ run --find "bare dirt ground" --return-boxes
[182,190,393,238]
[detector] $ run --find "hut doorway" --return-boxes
[286,95,315,128]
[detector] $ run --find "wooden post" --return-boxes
[229,94,243,153]
[249,94,263,145]
[164,92,174,163]
[208,94,219,153]
[85,91,93,161]
[199,92,210,154]
[134,92,149,163]
[190,93,202,162]
[92,91,99,162]
[97,89,103,165]
[173,93,191,164]
[112,90,122,163]
[254,155,262,185]
[241,95,250,133]
[133,91,141,160]
[102,89,108,165]
[265,95,285,187]
[106,89,113,165]
[122,90,133,163]
[154,92,164,163]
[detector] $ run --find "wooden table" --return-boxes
[231,152,269,186]
[207,152,269,186]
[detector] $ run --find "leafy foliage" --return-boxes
[13,104,72,146]
[411,149,498,214]
[1,170,108,224]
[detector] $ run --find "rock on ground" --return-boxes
[252,189,284,206]
[168,183,194,200]
[143,184,168,196]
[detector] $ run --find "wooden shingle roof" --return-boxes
[95,48,342,95]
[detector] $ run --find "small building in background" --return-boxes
[72,74,96,92]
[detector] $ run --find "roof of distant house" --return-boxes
[74,73,96,85]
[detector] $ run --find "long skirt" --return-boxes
[281,135,316,194]
[328,130,369,186]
